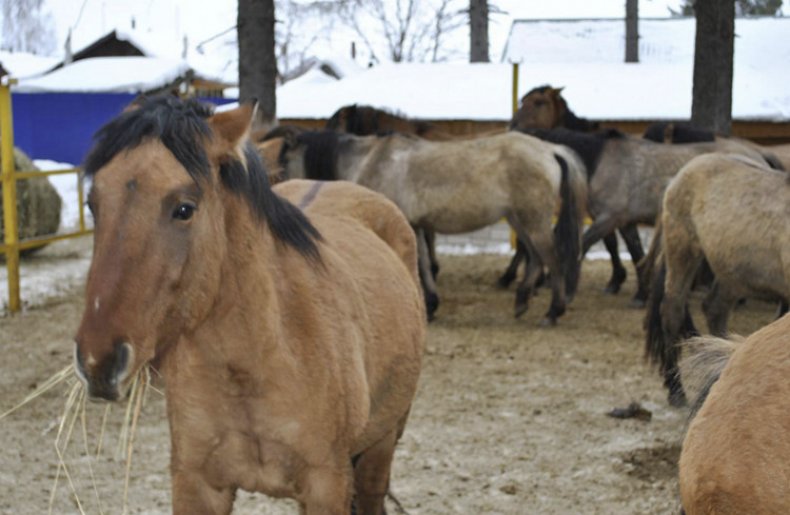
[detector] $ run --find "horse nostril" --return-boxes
[73,343,88,381]
[110,340,130,384]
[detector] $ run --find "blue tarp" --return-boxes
[10,93,237,165]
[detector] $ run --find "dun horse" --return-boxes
[279,130,587,325]
[678,313,790,514]
[510,85,785,301]
[73,96,425,514]
[517,127,771,306]
[645,153,790,406]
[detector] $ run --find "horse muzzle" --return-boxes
[74,340,134,402]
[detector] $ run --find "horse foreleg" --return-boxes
[415,228,439,320]
[498,239,527,289]
[602,232,626,294]
[619,223,648,307]
[424,229,440,280]
[300,466,354,515]
[352,427,400,515]
[171,471,235,515]
[583,216,624,294]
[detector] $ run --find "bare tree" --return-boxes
[690,0,735,134]
[625,0,638,63]
[238,0,277,127]
[340,0,466,63]
[1,0,56,55]
[469,0,489,62]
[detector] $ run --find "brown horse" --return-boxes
[279,130,587,325]
[73,96,425,514]
[678,313,790,514]
[326,104,505,141]
[645,153,790,406]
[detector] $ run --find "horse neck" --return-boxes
[168,198,284,381]
[560,102,598,132]
[336,136,380,182]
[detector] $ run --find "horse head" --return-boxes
[509,85,567,131]
[73,97,294,401]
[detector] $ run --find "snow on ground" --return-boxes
[0,160,91,314]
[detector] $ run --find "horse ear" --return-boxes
[551,86,565,96]
[208,101,257,150]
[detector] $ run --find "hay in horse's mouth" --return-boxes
[1,364,157,514]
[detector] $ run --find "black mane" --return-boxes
[84,95,321,260]
[643,122,716,143]
[326,104,434,137]
[517,127,623,176]
[279,130,342,181]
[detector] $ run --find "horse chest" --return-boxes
[200,426,309,498]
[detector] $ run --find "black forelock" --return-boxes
[279,130,340,182]
[84,95,214,180]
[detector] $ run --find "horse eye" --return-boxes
[173,203,195,221]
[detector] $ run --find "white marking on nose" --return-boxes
[87,353,97,367]
[94,296,101,313]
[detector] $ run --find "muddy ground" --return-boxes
[0,250,778,514]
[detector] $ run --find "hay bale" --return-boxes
[1,148,62,255]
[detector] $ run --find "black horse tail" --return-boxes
[554,153,582,298]
[679,335,738,419]
[644,260,698,406]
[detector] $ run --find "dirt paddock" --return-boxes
[0,253,778,514]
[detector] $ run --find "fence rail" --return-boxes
[1,79,92,313]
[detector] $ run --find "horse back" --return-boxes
[679,314,790,514]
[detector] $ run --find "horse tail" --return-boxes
[679,335,739,418]
[553,153,582,298]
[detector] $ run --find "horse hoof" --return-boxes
[539,316,557,327]
[425,292,440,321]
[603,283,621,295]
[628,298,647,309]
[514,303,528,318]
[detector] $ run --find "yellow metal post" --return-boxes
[1,79,20,312]
[512,62,520,115]
[510,62,520,249]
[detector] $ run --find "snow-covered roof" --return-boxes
[276,16,790,122]
[15,56,191,93]
[0,51,60,79]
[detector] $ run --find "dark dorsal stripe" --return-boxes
[643,122,716,143]
[84,95,321,260]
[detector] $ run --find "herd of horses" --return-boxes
[71,87,789,513]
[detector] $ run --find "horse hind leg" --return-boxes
[414,228,439,320]
[498,238,527,289]
[511,235,544,318]
[618,223,648,307]
[602,232,627,294]
[660,228,705,406]
[701,281,737,337]
[352,427,401,515]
